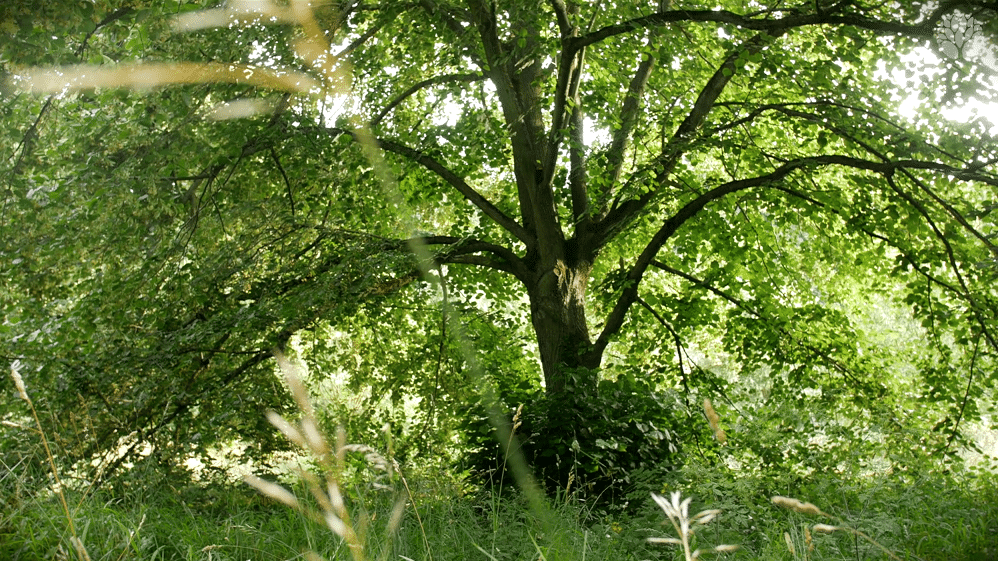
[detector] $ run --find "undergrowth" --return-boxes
[3,459,997,561]
[4,358,998,561]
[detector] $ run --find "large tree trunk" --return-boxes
[527,256,601,395]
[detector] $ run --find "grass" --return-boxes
[3,463,997,561]
[5,358,998,561]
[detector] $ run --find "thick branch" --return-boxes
[568,88,589,228]
[562,20,590,229]
[599,50,656,218]
[318,127,530,244]
[545,25,586,186]
[594,175,772,356]
[594,32,779,247]
[550,0,572,35]
[572,6,958,52]
[466,0,548,242]
[418,235,529,281]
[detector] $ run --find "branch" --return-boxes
[316,127,530,244]
[714,102,998,255]
[647,261,875,390]
[771,184,963,294]
[417,235,529,281]
[943,336,981,454]
[92,348,272,489]
[804,156,998,185]
[269,147,295,216]
[568,86,589,228]
[883,175,998,354]
[572,6,958,52]
[10,7,135,177]
[901,169,998,255]
[775,180,997,357]
[651,260,754,314]
[550,0,572,35]
[594,31,779,247]
[636,295,691,398]
[594,174,773,355]
[418,0,472,38]
[592,153,986,355]
[466,0,545,240]
[545,0,590,178]
[599,49,656,218]
[334,17,389,58]
[370,72,485,128]
[555,17,590,230]
[77,7,135,56]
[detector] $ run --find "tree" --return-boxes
[3,0,997,487]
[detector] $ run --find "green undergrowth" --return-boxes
[2,460,996,561]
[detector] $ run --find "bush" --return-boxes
[461,368,686,503]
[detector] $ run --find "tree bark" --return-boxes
[527,248,601,395]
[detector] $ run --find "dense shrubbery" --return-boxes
[461,368,689,502]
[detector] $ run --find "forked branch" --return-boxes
[316,127,530,244]
[594,31,779,248]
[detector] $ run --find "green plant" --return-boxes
[242,350,413,561]
[7,362,91,561]
[771,495,905,561]
[462,368,686,503]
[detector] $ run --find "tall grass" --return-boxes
[6,362,91,561]
[6,350,998,560]
[4,376,998,561]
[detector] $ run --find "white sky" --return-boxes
[879,46,998,137]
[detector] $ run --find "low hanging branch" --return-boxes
[594,154,997,357]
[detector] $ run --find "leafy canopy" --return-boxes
[2,0,997,487]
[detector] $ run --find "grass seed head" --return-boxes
[266,411,307,448]
[512,403,524,432]
[243,474,300,510]
[771,495,824,516]
[10,362,29,401]
[647,537,683,545]
[703,398,726,444]
[784,532,796,556]
[301,417,330,456]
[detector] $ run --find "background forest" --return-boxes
[2,0,998,559]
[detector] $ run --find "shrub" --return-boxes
[461,368,686,503]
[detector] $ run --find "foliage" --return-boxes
[2,0,998,495]
[461,368,688,503]
[3,448,997,560]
